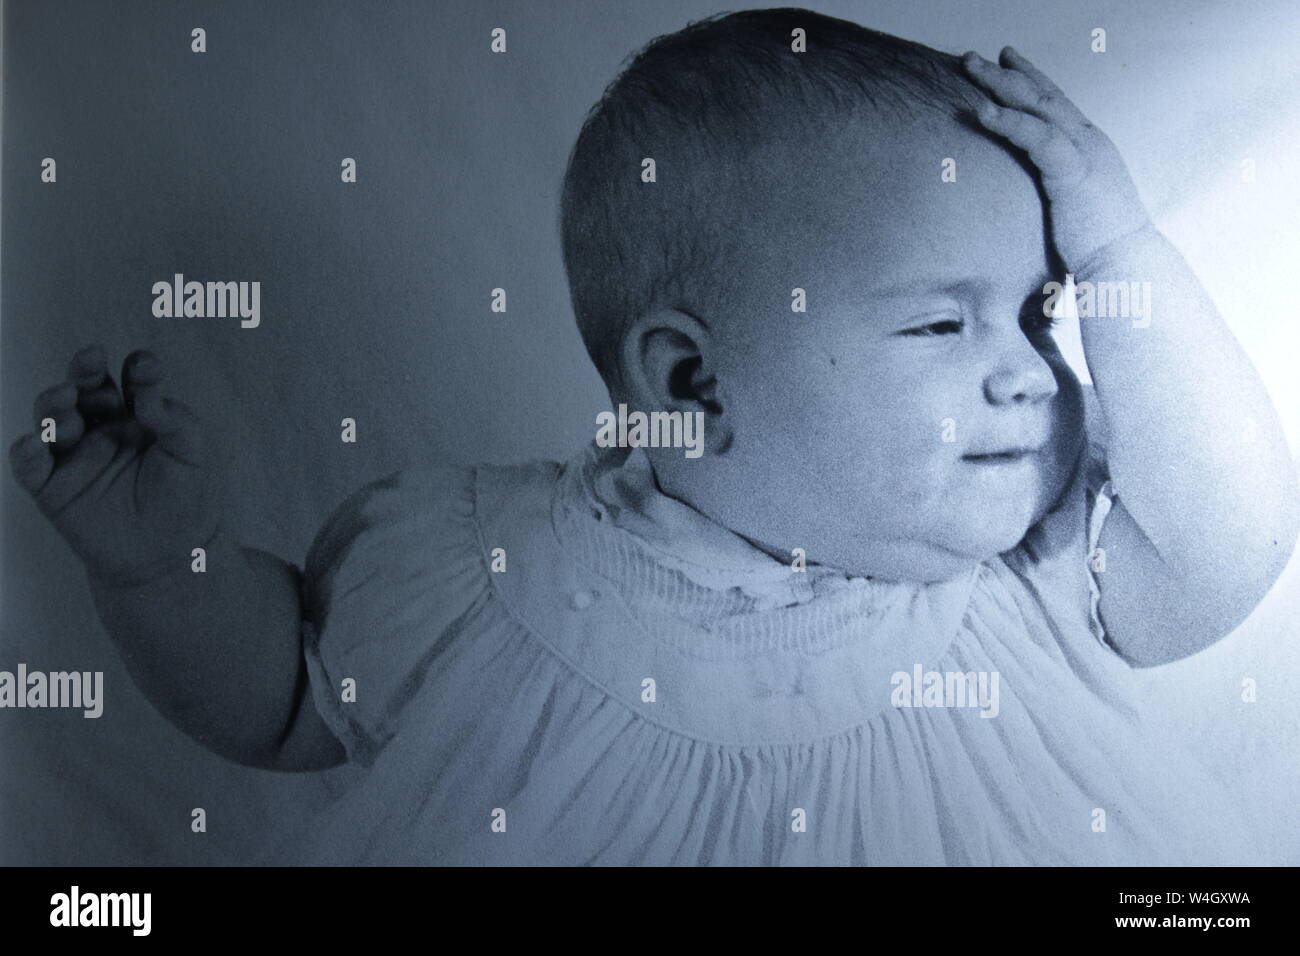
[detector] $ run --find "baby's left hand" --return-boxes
[962,47,1152,270]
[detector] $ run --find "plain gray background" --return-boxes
[3,0,1298,864]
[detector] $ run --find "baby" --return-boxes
[10,8,1298,865]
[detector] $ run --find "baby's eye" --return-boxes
[899,318,964,337]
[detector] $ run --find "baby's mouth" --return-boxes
[962,447,1042,464]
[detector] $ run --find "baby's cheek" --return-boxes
[1046,368,1086,462]
[893,390,981,512]
[744,356,952,488]
[850,403,958,513]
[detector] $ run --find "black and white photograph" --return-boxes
[1,0,1297,917]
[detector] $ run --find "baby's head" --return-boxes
[560,8,1085,583]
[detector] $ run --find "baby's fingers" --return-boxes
[974,102,1085,188]
[997,47,1077,107]
[67,344,125,427]
[9,433,55,495]
[32,381,86,452]
[119,350,205,466]
[23,427,122,519]
[135,390,206,467]
[121,349,164,416]
[962,50,1089,133]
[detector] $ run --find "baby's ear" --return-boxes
[619,308,711,412]
[669,355,721,415]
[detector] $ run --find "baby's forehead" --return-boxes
[762,108,1027,195]
[720,122,1051,299]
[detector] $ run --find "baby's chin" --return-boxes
[922,515,1039,577]
[979,450,1082,551]
[927,451,1082,568]
[801,498,1049,582]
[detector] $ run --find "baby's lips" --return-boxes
[964,444,1045,457]
[964,426,1052,458]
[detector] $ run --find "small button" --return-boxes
[570,589,596,610]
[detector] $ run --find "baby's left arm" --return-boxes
[964,48,1299,666]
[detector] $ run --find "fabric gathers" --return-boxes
[259,423,1259,865]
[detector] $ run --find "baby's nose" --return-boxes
[983,340,1059,405]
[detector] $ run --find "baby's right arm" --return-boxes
[8,345,346,771]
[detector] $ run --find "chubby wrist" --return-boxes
[1070,220,1164,280]
[86,524,231,592]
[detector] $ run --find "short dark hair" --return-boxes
[559,7,984,396]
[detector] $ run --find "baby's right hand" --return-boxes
[9,344,221,588]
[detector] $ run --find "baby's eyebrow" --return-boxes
[858,277,974,299]
[861,272,1059,301]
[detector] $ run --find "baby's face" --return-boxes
[701,113,1085,582]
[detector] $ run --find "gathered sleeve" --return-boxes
[298,466,487,766]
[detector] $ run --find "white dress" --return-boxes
[259,425,1260,865]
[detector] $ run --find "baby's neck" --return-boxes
[646,454,982,585]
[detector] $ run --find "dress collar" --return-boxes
[572,441,881,611]
[494,442,984,741]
